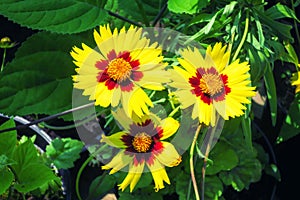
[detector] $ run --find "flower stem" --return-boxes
[201,143,211,200]
[1,48,6,72]
[75,144,108,200]
[232,9,249,61]
[189,124,202,200]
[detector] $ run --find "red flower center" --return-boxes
[189,67,231,105]
[107,58,132,81]
[200,73,224,96]
[132,132,152,153]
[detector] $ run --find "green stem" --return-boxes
[75,144,108,200]
[232,9,249,61]
[1,48,6,72]
[134,0,150,26]
[201,142,211,200]
[168,106,180,117]
[291,0,300,48]
[7,185,13,200]
[189,124,202,200]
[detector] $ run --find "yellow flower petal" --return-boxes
[101,150,132,174]
[121,86,153,117]
[118,161,145,192]
[179,47,205,71]
[171,43,255,126]
[147,161,170,192]
[94,83,114,107]
[154,141,181,167]
[160,117,180,140]
[101,131,127,148]
[206,42,230,72]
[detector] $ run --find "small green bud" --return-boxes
[0,37,17,48]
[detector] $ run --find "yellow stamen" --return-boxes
[200,73,223,95]
[132,132,152,153]
[107,58,132,81]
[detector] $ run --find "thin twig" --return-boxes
[0,102,95,134]
[107,10,141,27]
[152,3,168,27]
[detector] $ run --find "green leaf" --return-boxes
[118,190,163,200]
[118,0,166,26]
[87,174,116,200]
[0,32,84,116]
[246,43,265,84]
[14,163,57,193]
[204,176,223,200]
[265,164,281,182]
[11,139,57,193]
[218,145,261,191]
[278,94,300,142]
[0,168,14,195]
[255,8,293,42]
[0,0,108,34]
[241,117,253,150]
[206,142,239,175]
[264,63,277,126]
[265,3,299,22]
[0,119,17,158]
[168,0,199,14]
[46,138,83,169]
[284,42,299,65]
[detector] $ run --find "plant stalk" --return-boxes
[201,143,211,200]
[189,124,202,200]
[75,144,108,200]
[1,48,6,72]
[232,9,249,61]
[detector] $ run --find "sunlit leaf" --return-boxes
[0,32,89,117]
[12,139,56,193]
[265,3,299,22]
[0,0,108,34]
[168,0,199,14]
[0,119,17,158]
[255,8,293,42]
[46,138,83,169]
[0,168,14,195]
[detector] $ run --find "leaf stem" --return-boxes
[232,9,249,61]
[1,48,6,72]
[75,144,108,200]
[189,124,202,200]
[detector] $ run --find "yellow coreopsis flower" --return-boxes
[291,64,300,93]
[170,43,256,126]
[71,25,169,117]
[101,110,181,192]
